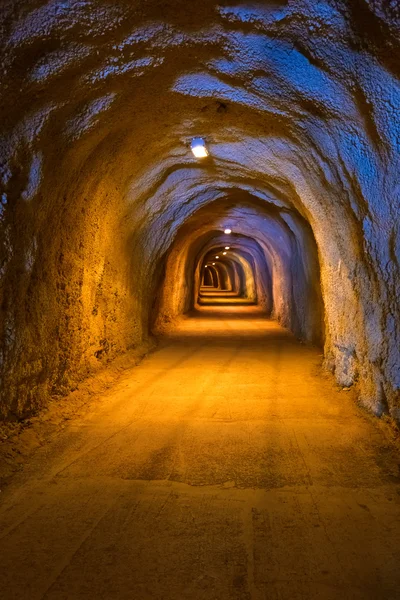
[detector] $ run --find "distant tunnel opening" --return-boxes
[198,245,257,305]
[153,196,324,347]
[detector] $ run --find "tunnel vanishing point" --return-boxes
[0,1,400,599]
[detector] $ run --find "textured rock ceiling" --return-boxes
[0,1,399,421]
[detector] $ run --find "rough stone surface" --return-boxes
[0,1,399,420]
[1,308,400,599]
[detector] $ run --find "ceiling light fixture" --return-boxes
[190,137,208,158]
[225,246,230,250]
[212,262,215,265]
[215,256,219,259]
[224,228,232,234]
[223,252,227,255]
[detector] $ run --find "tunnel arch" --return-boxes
[198,247,258,304]
[196,233,273,308]
[0,1,399,422]
[202,265,217,288]
[202,261,231,292]
[152,194,324,347]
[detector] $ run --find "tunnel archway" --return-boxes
[199,248,256,305]
[0,1,398,423]
[153,195,324,347]
[198,248,257,305]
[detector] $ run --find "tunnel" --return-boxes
[0,2,399,599]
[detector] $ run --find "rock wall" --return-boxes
[0,1,399,420]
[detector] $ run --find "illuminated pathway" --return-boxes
[1,307,400,599]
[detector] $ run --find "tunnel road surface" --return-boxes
[1,306,400,600]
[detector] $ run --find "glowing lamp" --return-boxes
[225,246,230,250]
[212,262,215,265]
[224,228,232,234]
[191,138,208,158]
[223,252,227,255]
[215,256,219,259]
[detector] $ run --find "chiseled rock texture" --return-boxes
[0,0,399,420]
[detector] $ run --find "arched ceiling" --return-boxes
[0,1,399,420]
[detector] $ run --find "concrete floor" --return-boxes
[198,288,255,305]
[1,306,400,600]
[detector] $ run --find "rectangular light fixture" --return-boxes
[191,137,208,158]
